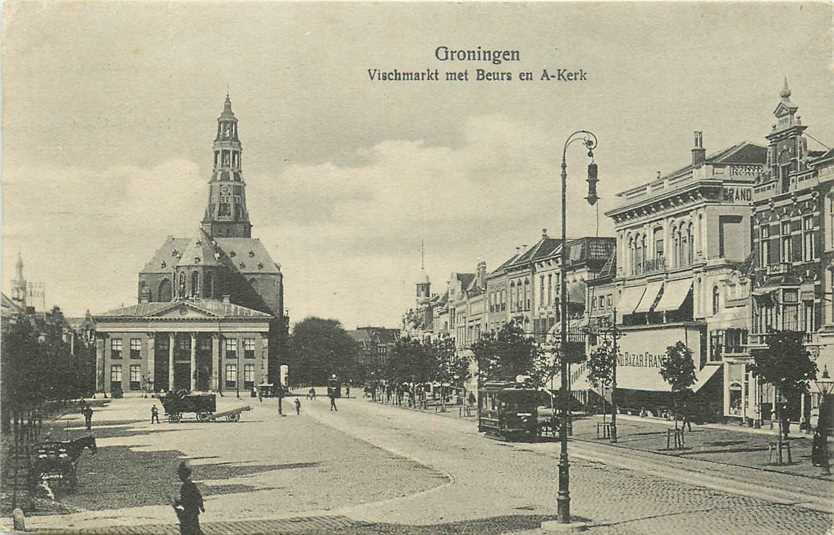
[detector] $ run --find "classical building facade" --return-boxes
[94,96,288,395]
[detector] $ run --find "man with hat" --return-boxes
[170,461,204,535]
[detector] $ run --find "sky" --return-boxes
[3,2,833,329]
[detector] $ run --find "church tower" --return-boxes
[11,252,26,306]
[201,94,253,238]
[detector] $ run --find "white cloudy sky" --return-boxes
[3,2,833,328]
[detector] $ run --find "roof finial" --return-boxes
[780,76,791,99]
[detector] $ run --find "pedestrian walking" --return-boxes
[329,392,338,412]
[346,385,350,398]
[170,461,204,535]
[83,406,93,431]
[294,397,301,415]
[151,405,160,424]
[258,389,263,404]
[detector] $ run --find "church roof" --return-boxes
[139,236,280,275]
[95,299,273,320]
[214,238,281,274]
[141,237,193,273]
[177,232,223,267]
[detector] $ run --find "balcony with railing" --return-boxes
[633,257,666,276]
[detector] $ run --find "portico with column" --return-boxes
[94,300,273,395]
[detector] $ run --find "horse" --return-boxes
[32,435,97,491]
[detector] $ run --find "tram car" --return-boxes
[478,382,541,441]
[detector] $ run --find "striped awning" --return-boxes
[654,279,692,313]
[634,281,663,314]
[617,286,646,316]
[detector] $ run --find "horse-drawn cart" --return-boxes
[161,391,249,422]
[31,436,97,491]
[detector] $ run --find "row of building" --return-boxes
[403,81,834,429]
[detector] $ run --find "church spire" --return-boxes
[11,252,26,305]
[201,94,253,238]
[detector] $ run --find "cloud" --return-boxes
[3,115,621,329]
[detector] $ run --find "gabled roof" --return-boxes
[1,293,25,315]
[95,299,273,320]
[508,237,561,270]
[456,273,476,289]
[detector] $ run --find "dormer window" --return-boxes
[248,250,255,257]
[161,261,167,269]
[229,251,236,257]
[194,257,201,264]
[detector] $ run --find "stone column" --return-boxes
[261,335,269,385]
[96,337,105,393]
[147,335,156,393]
[211,334,220,392]
[190,333,198,391]
[168,333,175,391]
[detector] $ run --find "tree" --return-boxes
[287,317,360,386]
[659,341,696,432]
[431,337,471,411]
[587,338,617,418]
[749,330,817,464]
[471,321,540,385]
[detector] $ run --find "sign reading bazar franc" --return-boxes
[615,326,702,392]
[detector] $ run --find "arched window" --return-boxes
[510,282,515,312]
[687,224,694,264]
[178,272,186,298]
[191,271,200,297]
[712,286,720,315]
[159,279,173,302]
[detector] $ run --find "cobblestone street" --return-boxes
[11,394,833,535]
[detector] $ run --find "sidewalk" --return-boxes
[571,413,833,481]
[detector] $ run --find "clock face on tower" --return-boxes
[220,185,231,194]
[222,124,231,138]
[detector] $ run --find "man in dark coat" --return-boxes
[171,461,204,535]
[329,391,338,412]
[83,406,93,431]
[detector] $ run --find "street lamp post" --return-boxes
[555,130,599,526]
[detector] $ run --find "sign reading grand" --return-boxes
[722,186,752,203]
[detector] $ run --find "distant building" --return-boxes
[94,96,288,395]
[347,327,400,374]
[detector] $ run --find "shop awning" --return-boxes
[692,364,722,393]
[710,305,748,330]
[634,281,664,314]
[616,286,646,316]
[568,281,587,305]
[654,279,692,312]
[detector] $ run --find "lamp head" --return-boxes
[586,161,599,206]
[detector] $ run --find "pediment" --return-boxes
[152,303,217,319]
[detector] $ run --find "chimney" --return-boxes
[542,228,549,239]
[691,130,706,168]
[477,259,487,288]
[222,294,231,304]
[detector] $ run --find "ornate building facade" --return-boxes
[94,96,288,395]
